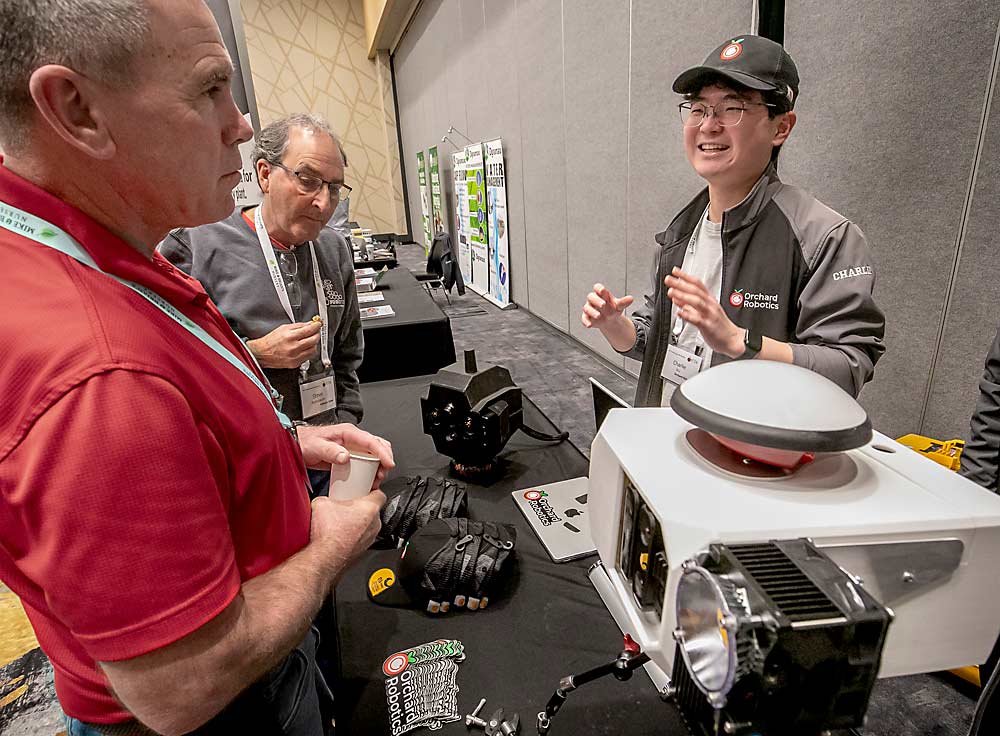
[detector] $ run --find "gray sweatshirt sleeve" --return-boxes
[788,220,886,397]
[158,229,194,275]
[333,252,364,425]
[620,248,661,361]
[959,324,1000,494]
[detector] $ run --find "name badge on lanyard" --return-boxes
[252,207,337,419]
[662,343,704,386]
[662,315,706,389]
[299,374,337,419]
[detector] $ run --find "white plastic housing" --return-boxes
[588,407,1000,679]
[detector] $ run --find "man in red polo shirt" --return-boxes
[0,1,392,734]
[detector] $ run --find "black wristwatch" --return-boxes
[737,328,762,360]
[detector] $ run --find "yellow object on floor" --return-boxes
[0,584,38,666]
[950,665,982,687]
[895,434,979,686]
[896,433,965,471]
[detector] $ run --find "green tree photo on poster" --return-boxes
[429,146,443,236]
[464,143,489,296]
[417,150,431,253]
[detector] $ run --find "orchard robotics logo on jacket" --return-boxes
[523,489,561,526]
[729,288,780,311]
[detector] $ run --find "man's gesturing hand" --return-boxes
[581,283,638,353]
[665,267,745,358]
[247,321,322,369]
[581,283,633,329]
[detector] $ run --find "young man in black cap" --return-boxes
[582,35,885,405]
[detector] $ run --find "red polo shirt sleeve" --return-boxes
[5,368,242,663]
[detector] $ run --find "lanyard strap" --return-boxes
[252,206,331,375]
[670,206,710,349]
[0,199,293,430]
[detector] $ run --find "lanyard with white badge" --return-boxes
[0,198,295,433]
[661,207,710,389]
[252,206,337,420]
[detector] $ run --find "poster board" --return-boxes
[452,151,472,282]
[464,143,490,297]
[484,139,511,307]
[417,150,431,252]
[428,146,443,236]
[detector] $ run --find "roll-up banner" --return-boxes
[206,0,262,207]
[417,151,431,252]
[452,151,472,282]
[428,146,443,236]
[464,143,490,297]
[484,139,511,308]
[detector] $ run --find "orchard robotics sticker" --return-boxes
[383,651,409,676]
[720,39,744,61]
[729,290,745,307]
[523,489,546,501]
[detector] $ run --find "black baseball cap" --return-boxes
[365,517,517,613]
[672,35,799,108]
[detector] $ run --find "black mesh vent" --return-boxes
[670,646,712,736]
[728,543,841,621]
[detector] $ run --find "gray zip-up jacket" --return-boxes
[623,166,885,405]
[159,208,363,425]
[960,323,1000,494]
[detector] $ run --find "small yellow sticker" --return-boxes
[639,552,649,571]
[368,568,395,596]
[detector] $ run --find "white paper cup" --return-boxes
[328,451,380,500]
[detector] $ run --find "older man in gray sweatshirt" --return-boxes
[161,114,362,493]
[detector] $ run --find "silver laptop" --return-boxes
[589,377,630,432]
[512,477,595,563]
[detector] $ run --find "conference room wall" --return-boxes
[921,40,1000,442]
[394,1,1000,440]
[781,2,1000,439]
[394,0,752,354]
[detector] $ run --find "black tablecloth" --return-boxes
[335,375,682,735]
[358,269,457,384]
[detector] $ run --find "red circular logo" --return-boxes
[382,652,409,676]
[523,490,543,501]
[729,292,744,307]
[720,42,743,61]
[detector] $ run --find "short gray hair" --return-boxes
[0,0,150,153]
[252,113,348,168]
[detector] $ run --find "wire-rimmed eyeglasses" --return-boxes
[270,161,352,201]
[678,100,776,128]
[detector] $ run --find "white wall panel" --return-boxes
[783,1,999,438]
[515,0,569,329]
[563,0,630,364]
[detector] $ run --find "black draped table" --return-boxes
[357,269,457,384]
[334,375,682,735]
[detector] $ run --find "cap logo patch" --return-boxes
[369,567,396,598]
[720,41,743,61]
[382,651,409,676]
